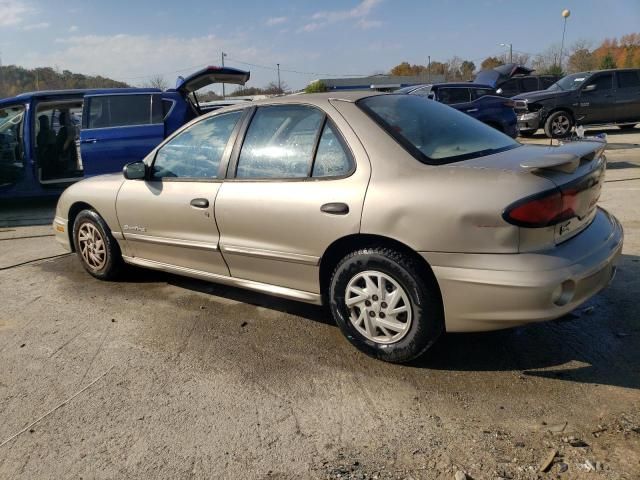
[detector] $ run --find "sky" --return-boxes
[0,0,639,93]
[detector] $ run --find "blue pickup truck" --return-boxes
[0,66,249,199]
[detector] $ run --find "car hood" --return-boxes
[512,89,570,103]
[474,63,534,88]
[174,66,250,94]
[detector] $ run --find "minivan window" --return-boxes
[87,94,156,129]
[358,94,519,164]
[0,105,25,186]
[437,88,470,104]
[236,105,324,179]
[617,71,640,88]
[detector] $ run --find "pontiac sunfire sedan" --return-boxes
[54,92,623,363]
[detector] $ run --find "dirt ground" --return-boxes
[0,127,639,479]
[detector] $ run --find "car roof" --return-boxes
[0,87,162,108]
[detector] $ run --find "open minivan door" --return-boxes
[79,91,165,177]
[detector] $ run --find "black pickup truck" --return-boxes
[513,68,640,138]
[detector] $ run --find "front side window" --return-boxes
[152,110,242,179]
[0,104,25,186]
[87,94,162,129]
[437,88,470,105]
[358,94,519,164]
[236,105,324,179]
[584,73,613,92]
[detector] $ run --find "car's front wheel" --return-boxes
[329,248,444,363]
[72,210,123,280]
[544,111,573,138]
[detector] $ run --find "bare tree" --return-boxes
[145,74,169,90]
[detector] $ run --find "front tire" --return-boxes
[544,111,573,138]
[72,210,123,280]
[329,248,444,363]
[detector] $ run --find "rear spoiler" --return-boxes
[520,138,606,173]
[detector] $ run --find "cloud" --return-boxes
[22,21,49,30]
[300,0,383,32]
[265,16,287,26]
[69,25,79,32]
[0,0,34,26]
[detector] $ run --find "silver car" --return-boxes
[53,92,623,363]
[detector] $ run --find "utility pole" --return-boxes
[221,51,227,98]
[277,63,281,93]
[427,56,431,83]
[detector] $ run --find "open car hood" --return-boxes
[175,66,250,94]
[474,63,534,88]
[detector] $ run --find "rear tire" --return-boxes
[544,111,573,138]
[72,210,123,280]
[329,247,444,363]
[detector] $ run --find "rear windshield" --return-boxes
[357,94,519,164]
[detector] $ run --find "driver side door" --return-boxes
[577,73,616,124]
[115,110,245,275]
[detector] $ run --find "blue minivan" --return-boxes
[0,66,249,199]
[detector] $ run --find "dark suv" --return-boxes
[514,68,640,138]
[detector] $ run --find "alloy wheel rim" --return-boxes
[552,115,570,135]
[345,270,413,344]
[78,222,106,270]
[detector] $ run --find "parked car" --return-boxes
[474,63,560,97]
[396,83,518,137]
[53,92,622,363]
[514,68,640,138]
[0,66,249,199]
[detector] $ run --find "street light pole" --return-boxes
[427,55,431,82]
[221,51,227,98]
[500,43,513,63]
[559,9,571,71]
[277,63,281,93]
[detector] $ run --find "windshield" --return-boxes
[357,94,519,164]
[547,73,589,91]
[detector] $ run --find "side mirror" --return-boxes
[583,84,596,93]
[123,161,147,180]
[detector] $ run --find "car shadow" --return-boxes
[120,253,640,390]
[0,198,58,228]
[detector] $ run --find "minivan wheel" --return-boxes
[72,210,123,280]
[544,111,573,138]
[329,248,444,363]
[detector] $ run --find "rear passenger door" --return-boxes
[80,93,165,176]
[215,104,369,294]
[615,70,640,123]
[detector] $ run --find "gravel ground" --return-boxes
[0,127,638,479]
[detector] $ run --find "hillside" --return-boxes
[0,65,130,99]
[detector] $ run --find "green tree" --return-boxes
[600,52,617,69]
[305,81,328,93]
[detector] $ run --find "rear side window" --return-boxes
[358,94,519,164]
[236,105,324,179]
[437,88,470,104]
[86,94,160,129]
[617,71,640,88]
[152,111,242,179]
[312,122,353,177]
[521,77,539,92]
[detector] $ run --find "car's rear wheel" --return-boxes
[329,247,444,363]
[619,124,637,130]
[544,111,573,138]
[72,210,123,280]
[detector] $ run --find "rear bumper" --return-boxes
[517,111,541,133]
[422,208,623,332]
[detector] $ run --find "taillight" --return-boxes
[503,188,577,227]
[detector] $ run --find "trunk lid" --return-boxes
[459,139,607,245]
[174,66,250,94]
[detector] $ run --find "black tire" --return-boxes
[72,210,123,280]
[619,124,637,130]
[544,110,573,138]
[329,247,444,363]
[518,130,537,138]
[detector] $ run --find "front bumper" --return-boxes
[517,111,541,133]
[422,208,623,332]
[53,216,72,252]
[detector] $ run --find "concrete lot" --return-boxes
[0,128,639,479]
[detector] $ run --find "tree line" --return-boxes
[0,65,129,99]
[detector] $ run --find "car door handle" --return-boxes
[80,138,98,144]
[190,198,209,208]
[466,108,479,113]
[321,202,349,215]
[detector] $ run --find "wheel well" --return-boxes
[67,201,96,251]
[319,234,442,305]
